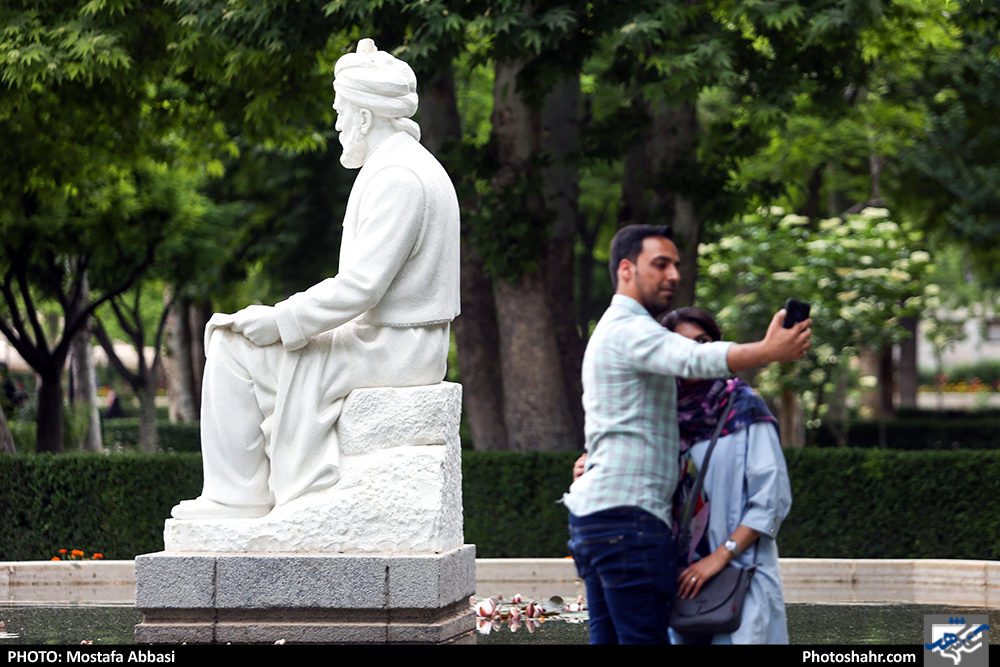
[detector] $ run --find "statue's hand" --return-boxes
[230,305,281,346]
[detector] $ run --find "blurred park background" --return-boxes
[2,0,1000,560]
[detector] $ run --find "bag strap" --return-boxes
[677,414,760,567]
[677,413,727,530]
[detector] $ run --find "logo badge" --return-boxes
[924,615,989,667]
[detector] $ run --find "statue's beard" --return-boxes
[339,116,368,169]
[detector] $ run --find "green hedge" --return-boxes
[2,449,998,561]
[465,449,1000,560]
[101,419,202,452]
[93,415,1000,453]
[814,417,1000,449]
[463,451,578,559]
[0,453,202,560]
[780,449,1000,559]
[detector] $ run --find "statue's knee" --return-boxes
[206,328,257,382]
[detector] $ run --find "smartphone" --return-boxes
[783,298,811,328]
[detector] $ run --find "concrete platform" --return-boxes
[779,558,1000,608]
[132,546,476,644]
[5,557,999,608]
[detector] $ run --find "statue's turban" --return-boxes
[334,39,418,120]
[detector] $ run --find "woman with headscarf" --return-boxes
[665,307,791,645]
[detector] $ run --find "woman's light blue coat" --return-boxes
[671,421,792,645]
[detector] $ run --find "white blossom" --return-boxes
[860,207,890,220]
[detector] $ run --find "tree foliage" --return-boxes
[697,207,933,441]
[6,0,999,454]
[897,0,1000,283]
[0,1,232,452]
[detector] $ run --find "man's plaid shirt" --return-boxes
[563,295,732,528]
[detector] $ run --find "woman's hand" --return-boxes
[677,526,762,599]
[676,550,728,599]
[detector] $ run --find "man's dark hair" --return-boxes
[661,307,723,342]
[608,224,674,290]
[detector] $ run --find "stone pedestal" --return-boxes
[135,382,475,644]
[134,547,475,644]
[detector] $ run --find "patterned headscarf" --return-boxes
[676,377,777,449]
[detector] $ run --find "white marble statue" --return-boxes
[171,38,460,520]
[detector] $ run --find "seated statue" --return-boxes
[172,39,460,520]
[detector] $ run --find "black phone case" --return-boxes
[783,298,811,328]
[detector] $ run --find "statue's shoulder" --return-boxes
[363,134,448,187]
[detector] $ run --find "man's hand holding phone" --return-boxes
[724,299,813,373]
[763,299,812,363]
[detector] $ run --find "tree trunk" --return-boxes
[778,388,804,448]
[453,246,509,450]
[650,100,701,308]
[878,344,896,419]
[139,376,159,453]
[63,267,101,451]
[190,300,210,406]
[898,316,918,408]
[130,322,161,454]
[620,95,703,308]
[36,371,65,453]
[421,63,509,450]
[0,404,15,454]
[859,347,880,419]
[69,326,102,451]
[92,296,164,452]
[799,167,825,220]
[621,92,651,228]
[495,273,579,451]
[164,290,199,423]
[68,275,102,452]
[541,75,585,442]
[824,365,852,447]
[491,59,578,452]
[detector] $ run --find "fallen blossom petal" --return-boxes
[476,598,497,618]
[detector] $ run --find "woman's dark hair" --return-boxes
[661,307,723,342]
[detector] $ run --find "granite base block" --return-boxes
[134,546,476,644]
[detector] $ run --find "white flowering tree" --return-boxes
[697,207,933,446]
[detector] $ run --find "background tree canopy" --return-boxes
[3,0,1000,453]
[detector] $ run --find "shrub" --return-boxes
[0,452,202,560]
[101,419,201,452]
[3,449,997,561]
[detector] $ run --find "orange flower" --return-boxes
[93,553,104,559]
[71,550,84,557]
[51,557,61,561]
[59,549,68,554]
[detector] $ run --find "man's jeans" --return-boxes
[568,507,678,644]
